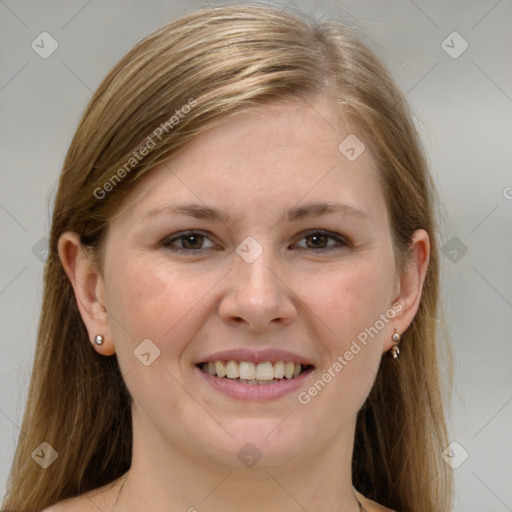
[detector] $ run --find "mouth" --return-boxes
[196,360,314,385]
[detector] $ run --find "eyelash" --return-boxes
[161,229,349,254]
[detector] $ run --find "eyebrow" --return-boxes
[141,201,369,224]
[286,201,369,222]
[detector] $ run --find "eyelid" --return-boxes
[161,229,350,253]
[162,230,217,251]
[291,229,349,251]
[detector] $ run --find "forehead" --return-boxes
[111,97,386,228]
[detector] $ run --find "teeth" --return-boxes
[284,362,295,379]
[225,360,239,379]
[274,361,285,379]
[215,361,226,378]
[200,360,308,381]
[255,362,274,380]
[239,361,255,380]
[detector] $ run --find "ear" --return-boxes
[58,231,116,356]
[383,229,430,352]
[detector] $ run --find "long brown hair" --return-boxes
[2,5,452,511]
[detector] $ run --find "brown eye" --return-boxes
[162,231,215,252]
[294,230,348,252]
[304,233,329,249]
[179,233,205,249]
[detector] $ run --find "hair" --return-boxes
[2,4,452,511]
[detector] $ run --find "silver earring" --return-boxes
[390,331,401,359]
[94,335,104,346]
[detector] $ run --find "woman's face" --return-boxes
[76,97,425,470]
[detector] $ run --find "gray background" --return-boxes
[1,0,511,510]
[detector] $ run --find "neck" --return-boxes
[114,411,362,511]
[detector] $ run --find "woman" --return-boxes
[2,5,453,511]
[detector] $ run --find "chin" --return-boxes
[193,417,317,469]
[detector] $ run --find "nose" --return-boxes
[218,244,297,332]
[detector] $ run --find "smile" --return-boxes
[195,360,315,401]
[198,360,312,383]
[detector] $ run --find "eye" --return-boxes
[162,230,216,253]
[162,229,349,255]
[293,230,349,252]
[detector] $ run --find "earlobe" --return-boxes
[384,229,430,352]
[57,232,116,356]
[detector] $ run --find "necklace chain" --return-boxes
[113,475,367,512]
[357,497,368,512]
[112,474,126,511]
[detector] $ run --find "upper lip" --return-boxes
[196,348,314,366]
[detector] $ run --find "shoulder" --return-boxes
[42,476,124,512]
[42,497,84,511]
[356,490,397,512]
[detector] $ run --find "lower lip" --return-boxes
[195,366,314,401]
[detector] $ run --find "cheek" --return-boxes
[296,263,392,420]
[303,255,396,408]
[305,257,395,342]
[104,254,226,366]
[107,261,170,337]
[104,258,203,407]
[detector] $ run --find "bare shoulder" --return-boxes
[41,476,124,512]
[41,496,86,512]
[356,490,397,512]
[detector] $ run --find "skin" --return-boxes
[52,96,429,512]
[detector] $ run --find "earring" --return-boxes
[94,335,104,346]
[390,330,401,359]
